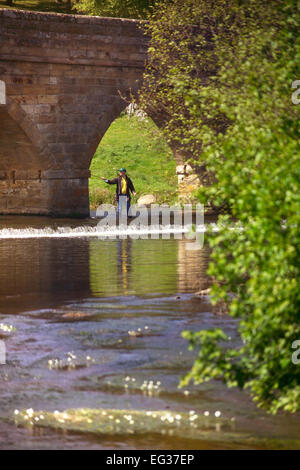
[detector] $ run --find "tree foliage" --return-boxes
[138,0,300,413]
[2,0,157,18]
[73,0,156,18]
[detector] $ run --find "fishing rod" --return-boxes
[91,174,105,181]
[91,170,119,181]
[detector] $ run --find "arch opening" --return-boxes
[88,105,178,211]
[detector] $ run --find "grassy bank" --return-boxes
[89,114,178,209]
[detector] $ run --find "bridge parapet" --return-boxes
[0,9,147,68]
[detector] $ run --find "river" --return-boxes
[0,215,299,449]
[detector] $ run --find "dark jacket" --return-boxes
[105,175,135,201]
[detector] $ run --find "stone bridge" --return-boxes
[0,8,148,216]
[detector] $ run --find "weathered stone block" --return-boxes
[37,95,58,104]
[0,198,7,210]
[7,197,25,209]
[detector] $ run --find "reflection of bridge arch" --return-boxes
[0,237,90,313]
[0,9,147,216]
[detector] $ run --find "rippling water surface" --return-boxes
[0,216,299,449]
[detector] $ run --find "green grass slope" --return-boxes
[89,114,178,209]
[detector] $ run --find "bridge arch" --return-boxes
[0,8,197,217]
[0,8,148,216]
[85,99,130,169]
[0,96,59,214]
[2,96,54,167]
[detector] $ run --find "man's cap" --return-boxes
[118,168,126,172]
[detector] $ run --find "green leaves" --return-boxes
[139,0,300,413]
[74,0,156,18]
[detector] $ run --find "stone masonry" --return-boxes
[0,8,147,216]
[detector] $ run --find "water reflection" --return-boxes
[177,240,210,293]
[1,219,300,449]
[0,231,211,314]
[117,239,131,295]
[89,238,209,297]
[0,238,90,314]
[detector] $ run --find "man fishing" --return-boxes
[101,168,136,215]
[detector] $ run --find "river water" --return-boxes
[0,215,300,450]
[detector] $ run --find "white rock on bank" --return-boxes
[137,194,157,206]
